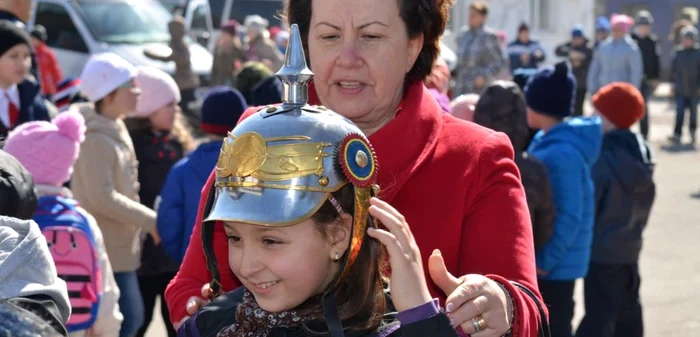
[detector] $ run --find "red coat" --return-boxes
[165,81,544,336]
[35,43,63,96]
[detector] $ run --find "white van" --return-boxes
[28,0,213,85]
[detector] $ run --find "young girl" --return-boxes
[125,66,195,337]
[177,25,457,337]
[0,21,51,139]
[4,111,122,337]
[71,53,157,337]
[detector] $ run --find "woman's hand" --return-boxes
[429,250,513,336]
[366,198,433,312]
[173,283,211,330]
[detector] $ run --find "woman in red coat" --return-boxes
[165,0,545,336]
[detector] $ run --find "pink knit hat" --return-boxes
[610,14,634,32]
[130,66,180,118]
[4,111,86,186]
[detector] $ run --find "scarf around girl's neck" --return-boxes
[217,290,314,337]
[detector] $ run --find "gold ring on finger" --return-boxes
[471,315,487,332]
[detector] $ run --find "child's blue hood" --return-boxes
[532,116,602,165]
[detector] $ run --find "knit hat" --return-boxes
[4,111,86,187]
[635,10,654,26]
[0,20,31,57]
[250,76,283,106]
[571,24,585,38]
[0,150,37,219]
[525,61,576,118]
[53,77,84,112]
[131,66,180,118]
[682,25,699,41]
[221,20,238,36]
[596,16,611,32]
[518,22,529,33]
[610,14,634,32]
[592,82,644,129]
[200,87,248,136]
[236,61,274,102]
[30,25,47,42]
[79,52,137,102]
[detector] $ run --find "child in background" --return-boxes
[125,66,195,337]
[4,111,123,337]
[30,25,63,98]
[525,61,602,337]
[0,21,51,139]
[669,26,700,144]
[157,87,247,264]
[576,83,655,337]
[71,52,157,337]
[473,81,555,253]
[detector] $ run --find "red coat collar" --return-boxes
[367,81,442,202]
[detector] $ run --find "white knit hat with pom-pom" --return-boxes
[4,111,86,186]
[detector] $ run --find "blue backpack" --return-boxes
[32,195,102,332]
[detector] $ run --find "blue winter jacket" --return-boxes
[527,117,602,280]
[157,141,222,263]
[586,36,643,93]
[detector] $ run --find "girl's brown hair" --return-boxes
[283,0,453,85]
[299,183,388,333]
[125,111,197,153]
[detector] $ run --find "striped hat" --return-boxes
[53,77,82,112]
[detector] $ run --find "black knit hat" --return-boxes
[0,21,32,57]
[525,61,577,118]
[30,25,48,42]
[0,150,37,220]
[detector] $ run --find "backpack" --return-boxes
[32,195,102,332]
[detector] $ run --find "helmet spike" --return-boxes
[275,24,314,106]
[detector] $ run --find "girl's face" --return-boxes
[224,217,350,312]
[0,44,31,88]
[149,101,178,131]
[104,79,140,119]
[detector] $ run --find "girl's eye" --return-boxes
[263,238,282,246]
[227,236,241,243]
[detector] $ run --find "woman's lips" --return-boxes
[335,81,366,95]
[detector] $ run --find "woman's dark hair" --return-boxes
[283,0,453,85]
[124,113,197,153]
[301,183,388,333]
[473,80,530,152]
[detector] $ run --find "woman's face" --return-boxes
[149,101,178,131]
[224,218,349,312]
[308,0,423,131]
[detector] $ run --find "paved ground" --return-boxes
[144,89,700,336]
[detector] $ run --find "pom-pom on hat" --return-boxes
[79,52,137,102]
[524,61,577,118]
[592,82,645,129]
[131,66,180,118]
[4,111,87,186]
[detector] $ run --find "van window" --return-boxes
[76,0,172,44]
[35,2,89,53]
[191,4,208,31]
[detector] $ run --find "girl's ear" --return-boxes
[328,213,352,260]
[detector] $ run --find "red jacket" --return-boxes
[34,43,63,96]
[165,81,544,336]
